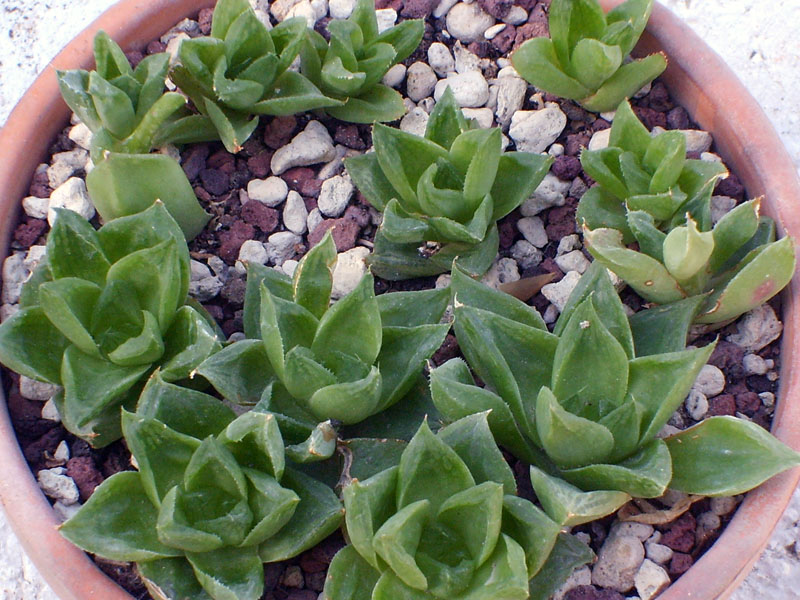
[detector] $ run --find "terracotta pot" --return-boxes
[0,1,797,598]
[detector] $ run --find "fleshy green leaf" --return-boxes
[580,53,667,113]
[186,546,264,600]
[285,420,338,463]
[511,37,591,100]
[500,495,561,576]
[196,340,275,406]
[323,545,381,600]
[628,295,705,356]
[325,84,406,124]
[527,533,594,600]
[293,230,336,319]
[219,411,285,480]
[307,366,382,424]
[138,557,212,600]
[241,469,300,546]
[343,467,398,569]
[437,482,504,567]
[372,499,430,590]
[344,152,398,212]
[0,307,68,383]
[46,208,110,286]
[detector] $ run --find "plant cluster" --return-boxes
[346,88,552,279]
[578,101,795,324]
[4,1,799,599]
[512,0,666,112]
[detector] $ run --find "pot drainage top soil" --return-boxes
[0,1,794,599]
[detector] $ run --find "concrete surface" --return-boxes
[1,0,799,598]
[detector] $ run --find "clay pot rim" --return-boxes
[0,1,798,599]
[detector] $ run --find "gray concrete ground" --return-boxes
[1,0,799,598]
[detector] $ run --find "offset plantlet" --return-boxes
[197,231,450,443]
[300,0,424,123]
[0,203,222,446]
[170,0,338,153]
[346,88,552,279]
[511,0,666,112]
[323,414,565,600]
[431,263,800,515]
[57,31,211,239]
[576,100,728,235]
[60,374,343,600]
[578,102,795,324]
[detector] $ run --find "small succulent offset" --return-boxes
[300,0,424,123]
[346,88,553,279]
[579,102,795,324]
[60,374,343,600]
[0,204,222,446]
[323,414,563,600]
[57,32,211,238]
[170,0,337,153]
[511,0,666,113]
[197,231,450,440]
[432,263,800,518]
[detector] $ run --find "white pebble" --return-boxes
[427,42,455,76]
[19,376,60,401]
[400,107,430,136]
[266,231,302,266]
[634,559,671,600]
[22,196,50,220]
[509,105,567,153]
[48,177,95,226]
[47,149,89,189]
[517,216,548,248]
[382,63,407,88]
[271,121,336,175]
[53,440,71,463]
[727,304,783,352]
[328,0,356,18]
[331,247,370,299]
[510,240,543,270]
[41,399,61,423]
[743,353,768,376]
[434,71,490,108]
[318,175,354,217]
[446,2,495,43]
[502,5,527,24]
[481,258,520,289]
[68,122,93,150]
[461,108,494,129]
[542,271,582,313]
[236,240,269,274]
[283,190,308,234]
[684,389,709,420]
[406,62,438,102]
[588,128,611,151]
[521,173,571,217]
[38,468,79,505]
[247,176,289,207]
[554,250,590,274]
[692,364,725,397]
[557,234,581,255]
[644,542,673,565]
[307,207,325,234]
[375,8,397,33]
[1,253,28,304]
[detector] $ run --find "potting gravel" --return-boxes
[2,1,800,599]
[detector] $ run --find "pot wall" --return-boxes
[0,1,798,599]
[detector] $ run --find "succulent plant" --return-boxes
[511,0,666,113]
[170,0,338,153]
[59,373,343,600]
[196,231,450,441]
[431,263,800,516]
[577,102,796,324]
[57,31,211,239]
[0,203,223,446]
[300,0,424,123]
[323,414,564,599]
[346,88,553,279]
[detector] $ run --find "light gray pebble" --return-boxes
[697,511,721,535]
[236,240,269,274]
[502,5,528,24]
[727,304,783,352]
[557,234,581,255]
[760,391,775,409]
[433,0,458,18]
[228,331,247,343]
[22,196,49,219]
[400,107,430,136]
[446,2,495,43]
[307,207,325,235]
[53,440,70,463]
[375,8,397,32]
[24,245,46,272]
[543,304,559,324]
[47,148,89,189]
[318,175,354,217]
[328,0,356,19]
[692,364,725,397]
[552,565,591,600]
[332,247,370,299]
[281,260,299,278]
[317,145,349,180]
[38,468,79,505]
[555,250,590,274]
[48,177,95,226]
[542,270,582,313]
[588,127,611,151]
[403,97,416,113]
[19,376,60,401]
[685,388,709,420]
[382,63,407,88]
[283,190,308,234]
[481,258,520,289]
[418,97,436,113]
[453,42,481,73]
[53,500,82,522]
[592,534,644,592]
[1,253,29,304]
[494,76,527,129]
[427,42,455,76]
[680,129,713,153]
[247,176,289,207]
[521,173,571,216]
[549,142,565,157]
[266,231,301,266]
[461,108,494,128]
[660,489,689,507]
[510,240,543,270]
[634,559,671,600]
[611,521,654,542]
[517,216,548,248]
[434,71,489,107]
[711,496,739,516]
[644,542,673,565]
[271,121,336,175]
[407,61,438,101]
[711,195,737,224]
[68,122,93,150]
[569,176,588,199]
[207,256,229,281]
[743,353,768,375]
[41,398,61,422]
[484,23,506,39]
[509,105,567,153]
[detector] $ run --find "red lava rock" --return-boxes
[552,155,582,181]
[14,218,47,248]
[221,277,247,306]
[344,204,371,227]
[468,41,492,58]
[207,149,236,173]
[203,304,224,322]
[101,443,133,477]
[282,167,316,191]
[545,204,577,240]
[67,456,104,501]
[708,394,736,416]
[498,220,516,250]
[287,592,317,600]
[708,340,745,371]
[633,106,667,130]
[6,386,56,440]
[218,221,255,263]
[194,186,212,203]
[735,391,761,415]
[431,333,459,367]
[299,553,328,574]
[376,0,403,10]
[537,257,564,283]
[146,40,166,54]
[304,197,319,212]
[478,0,513,19]
[564,586,626,600]
[241,201,279,233]
[401,0,439,18]
[182,144,210,181]
[308,219,360,251]
[746,375,773,394]
[648,81,672,112]
[299,178,323,198]
[199,168,230,196]
[668,552,694,576]
[514,21,548,48]
[305,571,326,592]
[565,132,591,156]
[264,116,298,149]
[334,124,366,150]
[23,428,64,468]
[264,563,284,591]
[198,7,213,34]
[28,168,50,198]
[123,50,144,69]
[666,106,690,130]
[491,24,516,54]
[516,0,537,10]
[241,134,266,157]
[660,513,696,553]
[714,174,745,200]
[247,151,273,178]
[591,118,611,132]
